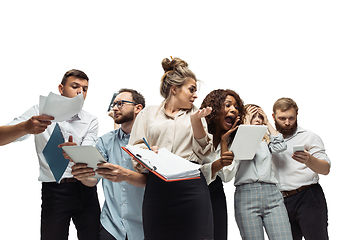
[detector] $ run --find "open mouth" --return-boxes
[224,116,235,126]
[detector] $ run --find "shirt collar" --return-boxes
[67,111,82,122]
[285,126,306,140]
[118,127,130,140]
[160,104,191,119]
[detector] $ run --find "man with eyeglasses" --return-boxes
[0,69,101,240]
[70,88,146,240]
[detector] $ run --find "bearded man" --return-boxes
[70,88,147,240]
[271,97,330,240]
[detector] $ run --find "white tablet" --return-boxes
[62,145,107,178]
[229,125,268,160]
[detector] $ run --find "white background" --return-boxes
[0,1,359,239]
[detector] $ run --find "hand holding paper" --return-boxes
[25,115,54,134]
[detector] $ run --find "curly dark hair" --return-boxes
[200,89,245,136]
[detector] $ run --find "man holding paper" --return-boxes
[0,69,100,240]
[272,97,331,240]
[70,88,146,240]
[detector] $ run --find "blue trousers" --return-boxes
[234,182,292,240]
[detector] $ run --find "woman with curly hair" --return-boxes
[129,57,214,240]
[199,89,245,240]
[219,104,293,240]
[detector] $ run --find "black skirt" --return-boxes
[143,171,214,240]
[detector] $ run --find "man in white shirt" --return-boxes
[271,97,330,240]
[0,69,100,240]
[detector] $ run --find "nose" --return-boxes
[229,105,237,113]
[284,119,290,125]
[193,92,198,99]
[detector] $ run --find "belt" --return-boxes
[281,184,314,198]
[59,178,79,184]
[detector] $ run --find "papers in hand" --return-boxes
[62,145,107,178]
[123,145,201,182]
[39,92,84,122]
[229,125,268,160]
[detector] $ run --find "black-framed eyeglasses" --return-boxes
[111,100,138,109]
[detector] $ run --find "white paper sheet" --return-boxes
[39,92,84,122]
[229,125,268,160]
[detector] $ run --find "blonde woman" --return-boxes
[128,57,214,240]
[219,104,293,240]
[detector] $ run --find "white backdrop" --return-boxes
[0,1,358,239]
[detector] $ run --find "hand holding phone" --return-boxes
[293,145,304,152]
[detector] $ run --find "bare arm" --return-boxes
[71,163,98,187]
[293,151,330,175]
[211,117,240,177]
[190,107,212,139]
[258,108,278,136]
[0,115,54,146]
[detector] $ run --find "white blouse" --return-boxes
[128,105,213,173]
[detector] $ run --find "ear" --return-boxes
[58,84,64,95]
[134,104,143,115]
[170,85,178,96]
[272,113,275,121]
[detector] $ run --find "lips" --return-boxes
[225,115,235,126]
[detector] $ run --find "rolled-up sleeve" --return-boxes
[268,133,287,154]
[191,117,213,164]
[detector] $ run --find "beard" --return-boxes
[275,119,298,137]
[115,109,135,124]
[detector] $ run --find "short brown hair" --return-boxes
[61,69,89,86]
[118,88,146,108]
[273,97,298,114]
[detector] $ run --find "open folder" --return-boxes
[122,145,201,182]
[62,145,107,178]
[229,125,268,160]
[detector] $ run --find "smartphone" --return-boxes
[293,145,304,152]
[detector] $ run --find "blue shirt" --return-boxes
[96,128,145,240]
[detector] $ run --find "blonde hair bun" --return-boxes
[161,57,188,73]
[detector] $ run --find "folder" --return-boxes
[229,125,268,160]
[42,123,69,183]
[62,145,107,178]
[122,145,201,182]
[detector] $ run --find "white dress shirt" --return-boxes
[272,126,331,191]
[8,105,98,182]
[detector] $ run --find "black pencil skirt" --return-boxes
[143,172,214,240]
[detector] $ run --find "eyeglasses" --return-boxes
[111,100,138,109]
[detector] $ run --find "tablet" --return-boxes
[62,145,107,178]
[229,125,268,160]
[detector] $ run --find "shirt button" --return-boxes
[122,189,126,192]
